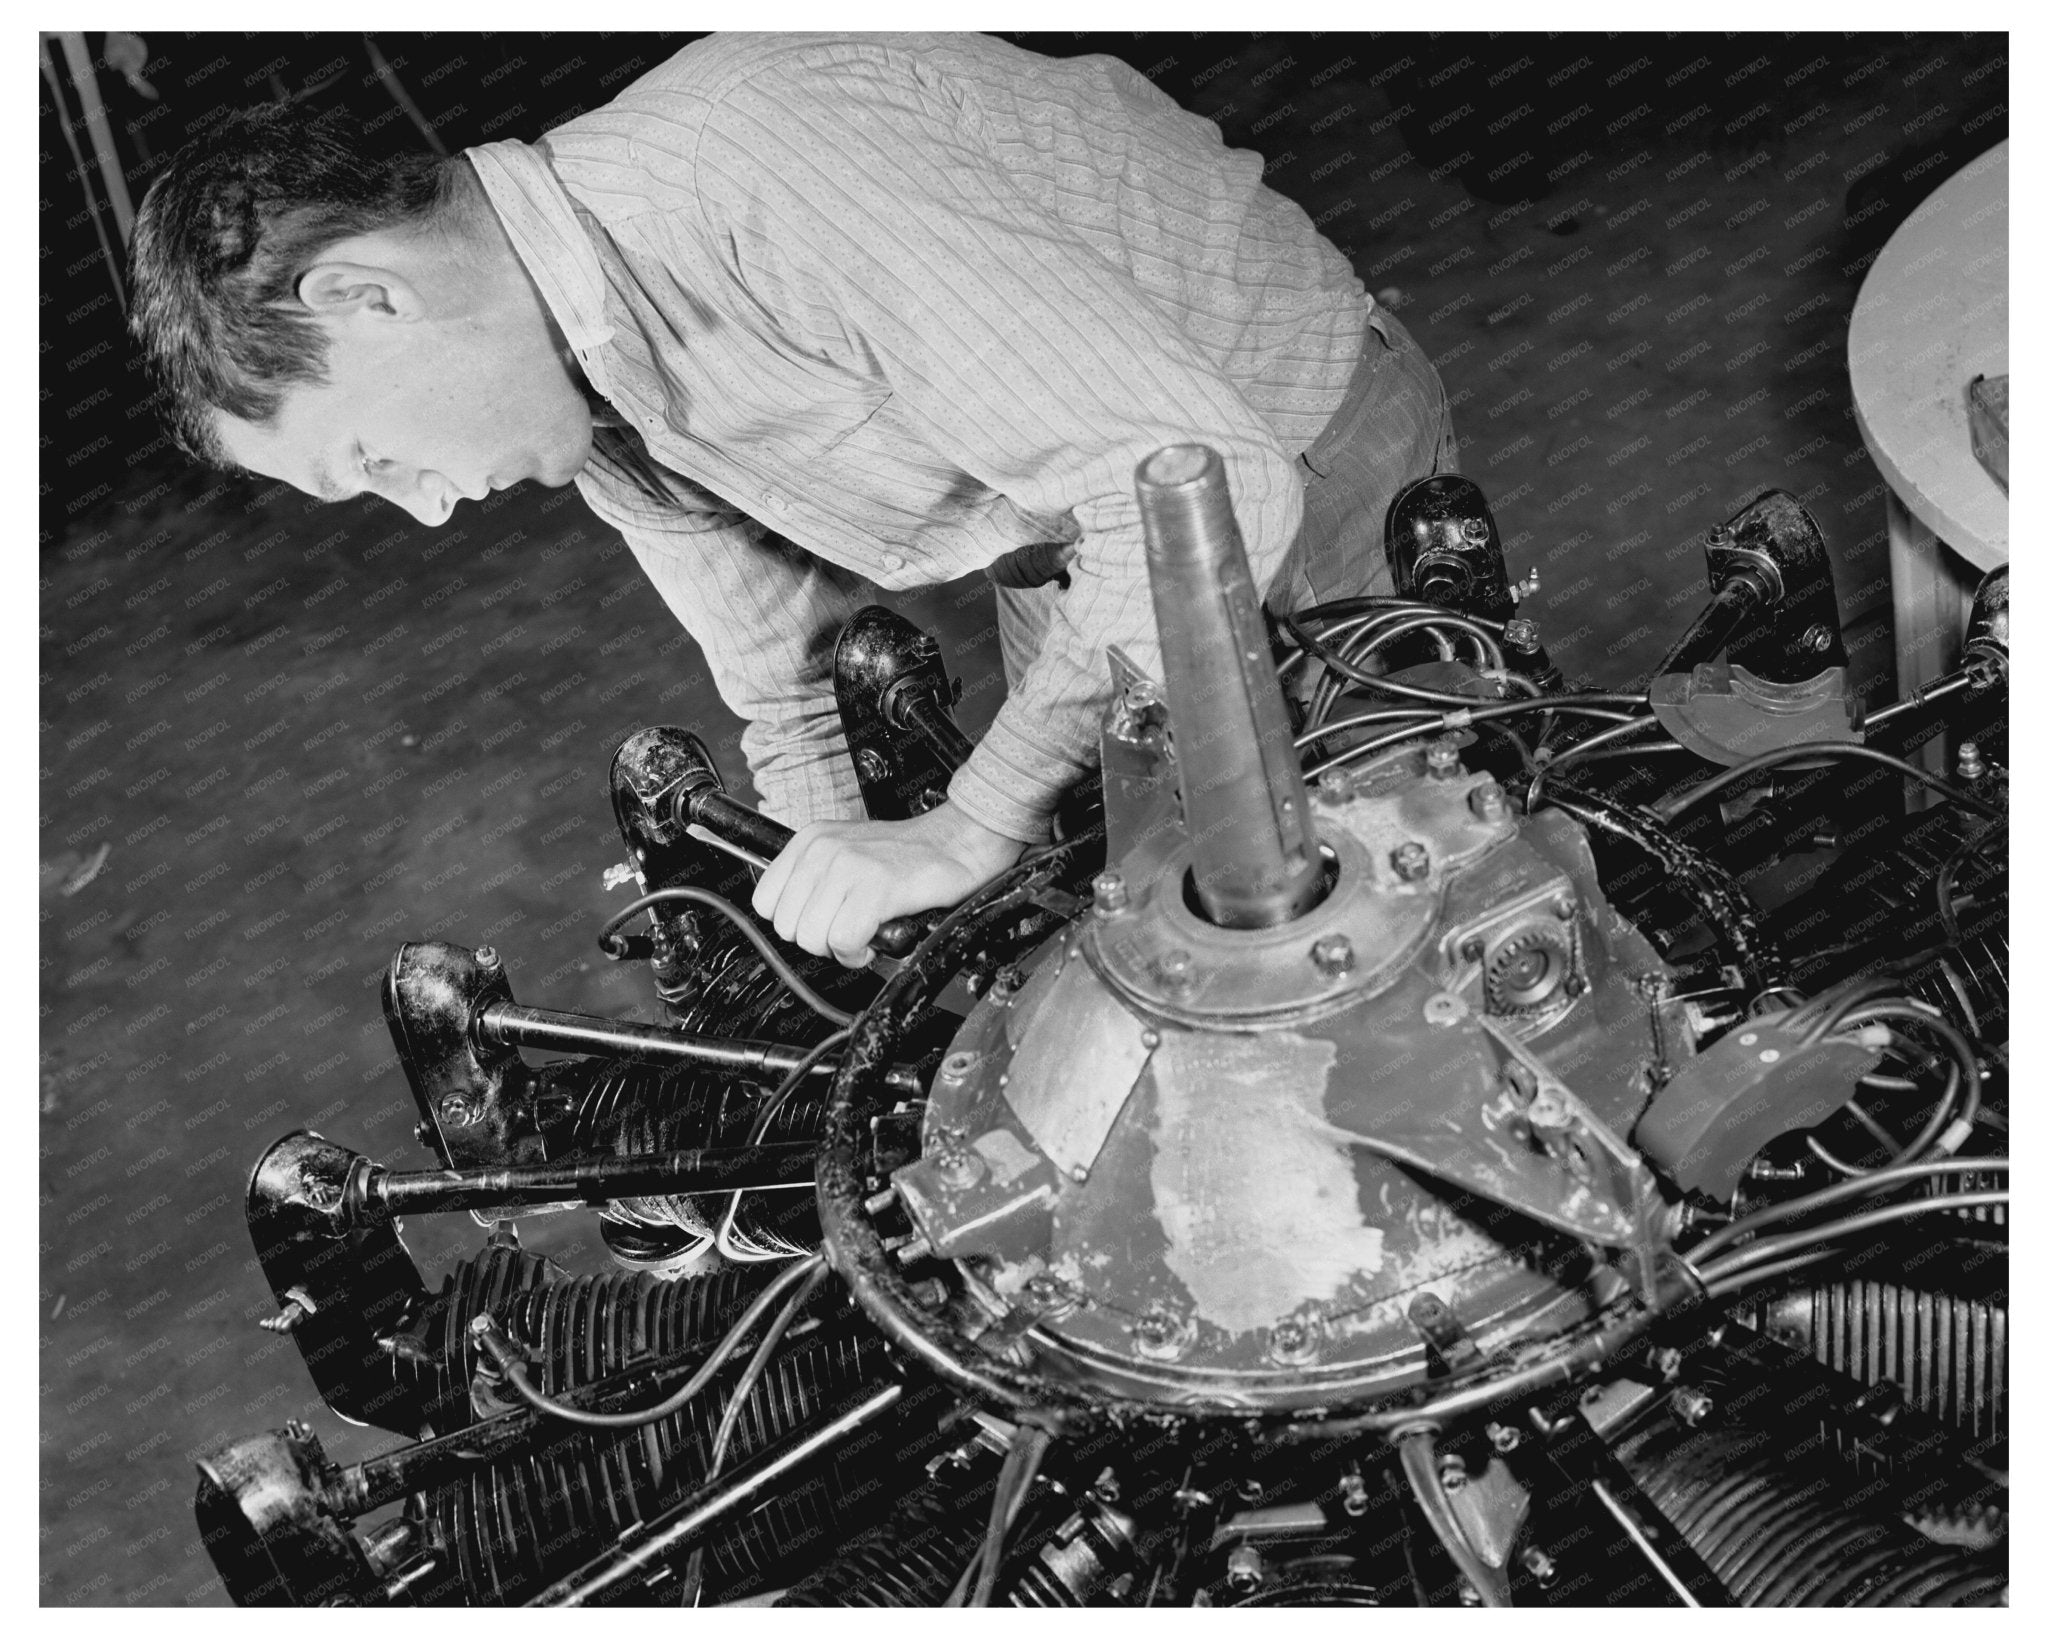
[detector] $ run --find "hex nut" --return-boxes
[1157,949,1197,989]
[1310,934,1356,977]
[1392,841,1431,882]
[1092,870,1130,913]
[1225,1544,1264,1593]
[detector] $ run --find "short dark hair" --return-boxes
[128,102,459,468]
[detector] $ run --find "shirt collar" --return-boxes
[464,139,618,375]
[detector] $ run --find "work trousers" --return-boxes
[995,307,1460,692]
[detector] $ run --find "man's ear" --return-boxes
[295,261,427,321]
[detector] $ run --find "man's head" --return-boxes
[129,103,593,526]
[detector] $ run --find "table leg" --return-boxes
[1885,490,1973,811]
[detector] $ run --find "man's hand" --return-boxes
[752,802,1028,966]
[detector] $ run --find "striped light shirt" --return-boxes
[467,32,1371,838]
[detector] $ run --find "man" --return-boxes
[129,32,1456,966]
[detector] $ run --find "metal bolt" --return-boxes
[1092,1467,1121,1505]
[1502,617,1541,654]
[601,861,639,892]
[474,945,500,970]
[1426,737,1463,779]
[1092,870,1130,913]
[1437,1453,1468,1493]
[1392,841,1431,882]
[1461,936,1487,962]
[1318,765,1359,803]
[887,1230,934,1265]
[1487,1420,1521,1454]
[854,747,892,784]
[1800,622,1834,653]
[1670,1386,1714,1428]
[1134,1308,1189,1360]
[1706,522,1733,544]
[1553,895,1577,920]
[1339,1470,1370,1516]
[862,1185,898,1216]
[1519,1546,1558,1587]
[1469,781,1508,821]
[413,1121,436,1148]
[438,1094,477,1127]
[1157,949,1197,990]
[1651,1347,1684,1382]
[1225,1544,1264,1594]
[935,1148,986,1191]
[1461,516,1491,543]
[1526,1090,1570,1130]
[1564,974,1590,998]
[1269,1317,1315,1363]
[468,1313,494,1337]
[937,1050,981,1084]
[1956,741,1985,781]
[1122,679,1165,715]
[1423,991,1467,1027]
[1310,934,1356,978]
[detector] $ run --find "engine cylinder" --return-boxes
[408,1240,909,1604]
[1608,1421,2006,1606]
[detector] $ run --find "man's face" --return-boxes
[215,277,593,527]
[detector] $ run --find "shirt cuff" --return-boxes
[945,711,1094,843]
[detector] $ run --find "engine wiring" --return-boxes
[474,1250,826,1431]
[598,885,856,1027]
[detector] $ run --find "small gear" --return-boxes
[1484,925,1573,1015]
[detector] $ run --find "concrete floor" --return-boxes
[38,32,2005,1604]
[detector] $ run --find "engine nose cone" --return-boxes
[1135,444,1325,929]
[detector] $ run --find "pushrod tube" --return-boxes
[361,1143,816,1220]
[476,1000,922,1095]
[528,1383,904,1606]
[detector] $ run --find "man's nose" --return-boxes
[391,470,465,527]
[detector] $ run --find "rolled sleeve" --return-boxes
[577,464,871,827]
